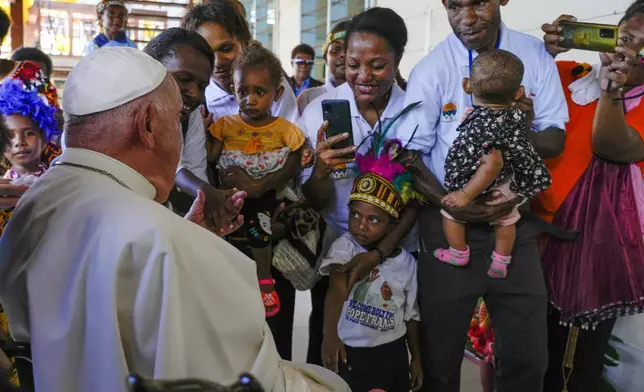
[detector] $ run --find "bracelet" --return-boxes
[373,247,386,264]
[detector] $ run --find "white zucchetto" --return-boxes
[63,47,167,116]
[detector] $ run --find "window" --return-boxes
[71,12,97,57]
[40,9,72,56]
[242,0,276,50]
[300,0,364,80]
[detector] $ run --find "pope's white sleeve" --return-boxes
[128,229,281,388]
[531,46,569,132]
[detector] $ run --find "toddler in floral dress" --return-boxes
[209,42,310,317]
[434,49,551,278]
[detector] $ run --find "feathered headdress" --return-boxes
[0,79,60,142]
[349,101,423,218]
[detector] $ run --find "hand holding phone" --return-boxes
[313,121,357,175]
[541,15,578,58]
[322,99,355,158]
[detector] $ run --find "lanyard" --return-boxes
[467,30,502,106]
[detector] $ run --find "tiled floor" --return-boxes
[291,291,482,392]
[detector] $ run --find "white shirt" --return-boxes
[205,78,299,123]
[0,147,347,392]
[297,79,340,114]
[177,109,208,182]
[319,233,419,348]
[298,82,418,253]
[395,23,569,185]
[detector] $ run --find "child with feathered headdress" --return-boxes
[319,103,425,392]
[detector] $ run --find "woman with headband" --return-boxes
[297,21,350,114]
[84,0,136,55]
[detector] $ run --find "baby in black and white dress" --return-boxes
[435,49,551,279]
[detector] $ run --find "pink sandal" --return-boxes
[259,278,280,318]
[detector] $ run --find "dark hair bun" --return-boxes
[345,7,408,60]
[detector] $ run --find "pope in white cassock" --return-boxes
[0,47,349,392]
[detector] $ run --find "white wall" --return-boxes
[275,0,302,76]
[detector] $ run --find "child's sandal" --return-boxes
[259,278,280,317]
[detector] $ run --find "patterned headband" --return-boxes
[323,31,347,55]
[97,0,126,16]
[350,172,404,219]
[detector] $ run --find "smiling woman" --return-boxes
[182,0,299,123]
[84,0,137,56]
[299,7,413,243]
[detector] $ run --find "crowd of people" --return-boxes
[0,0,643,391]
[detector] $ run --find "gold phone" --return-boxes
[559,21,618,53]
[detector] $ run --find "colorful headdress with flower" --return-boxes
[10,61,59,109]
[349,101,423,219]
[0,79,60,142]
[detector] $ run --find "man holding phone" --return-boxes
[392,1,568,392]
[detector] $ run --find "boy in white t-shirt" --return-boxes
[320,139,423,392]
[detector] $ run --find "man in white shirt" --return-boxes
[0,47,348,392]
[393,1,569,392]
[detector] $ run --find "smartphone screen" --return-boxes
[322,99,355,157]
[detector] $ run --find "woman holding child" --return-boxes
[300,7,420,276]
[181,0,310,361]
[299,8,423,387]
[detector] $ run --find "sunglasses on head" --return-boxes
[293,58,315,65]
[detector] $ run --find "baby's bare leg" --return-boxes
[434,215,471,266]
[443,216,467,250]
[494,224,516,256]
[489,223,516,278]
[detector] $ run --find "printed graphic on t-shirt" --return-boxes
[344,267,400,332]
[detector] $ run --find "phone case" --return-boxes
[559,21,618,53]
[322,99,355,156]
